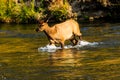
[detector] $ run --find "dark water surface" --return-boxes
[0,23,120,80]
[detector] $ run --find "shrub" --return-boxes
[0,0,44,23]
[48,2,72,21]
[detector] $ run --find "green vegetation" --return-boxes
[0,0,43,23]
[0,0,71,23]
[48,1,71,21]
[0,0,120,23]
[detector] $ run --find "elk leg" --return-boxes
[70,34,78,46]
[70,39,78,46]
[79,35,82,41]
[74,32,82,41]
[77,35,82,45]
[49,39,55,46]
[60,41,64,49]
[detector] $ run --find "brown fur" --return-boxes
[36,19,82,49]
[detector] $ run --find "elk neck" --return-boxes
[44,25,57,35]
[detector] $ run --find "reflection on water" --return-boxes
[0,23,120,80]
[48,49,85,67]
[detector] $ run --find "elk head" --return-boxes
[36,16,51,32]
[36,20,48,32]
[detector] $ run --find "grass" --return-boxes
[0,0,72,23]
[0,0,44,23]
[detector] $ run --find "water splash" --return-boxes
[38,40,99,52]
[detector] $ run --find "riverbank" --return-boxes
[0,0,120,24]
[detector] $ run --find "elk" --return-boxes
[36,19,82,49]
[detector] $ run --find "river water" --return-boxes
[0,23,120,80]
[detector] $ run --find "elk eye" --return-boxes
[39,24,42,26]
[41,24,44,26]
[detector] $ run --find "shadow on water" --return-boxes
[0,23,120,80]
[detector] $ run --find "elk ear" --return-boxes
[39,20,44,24]
[45,16,52,23]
